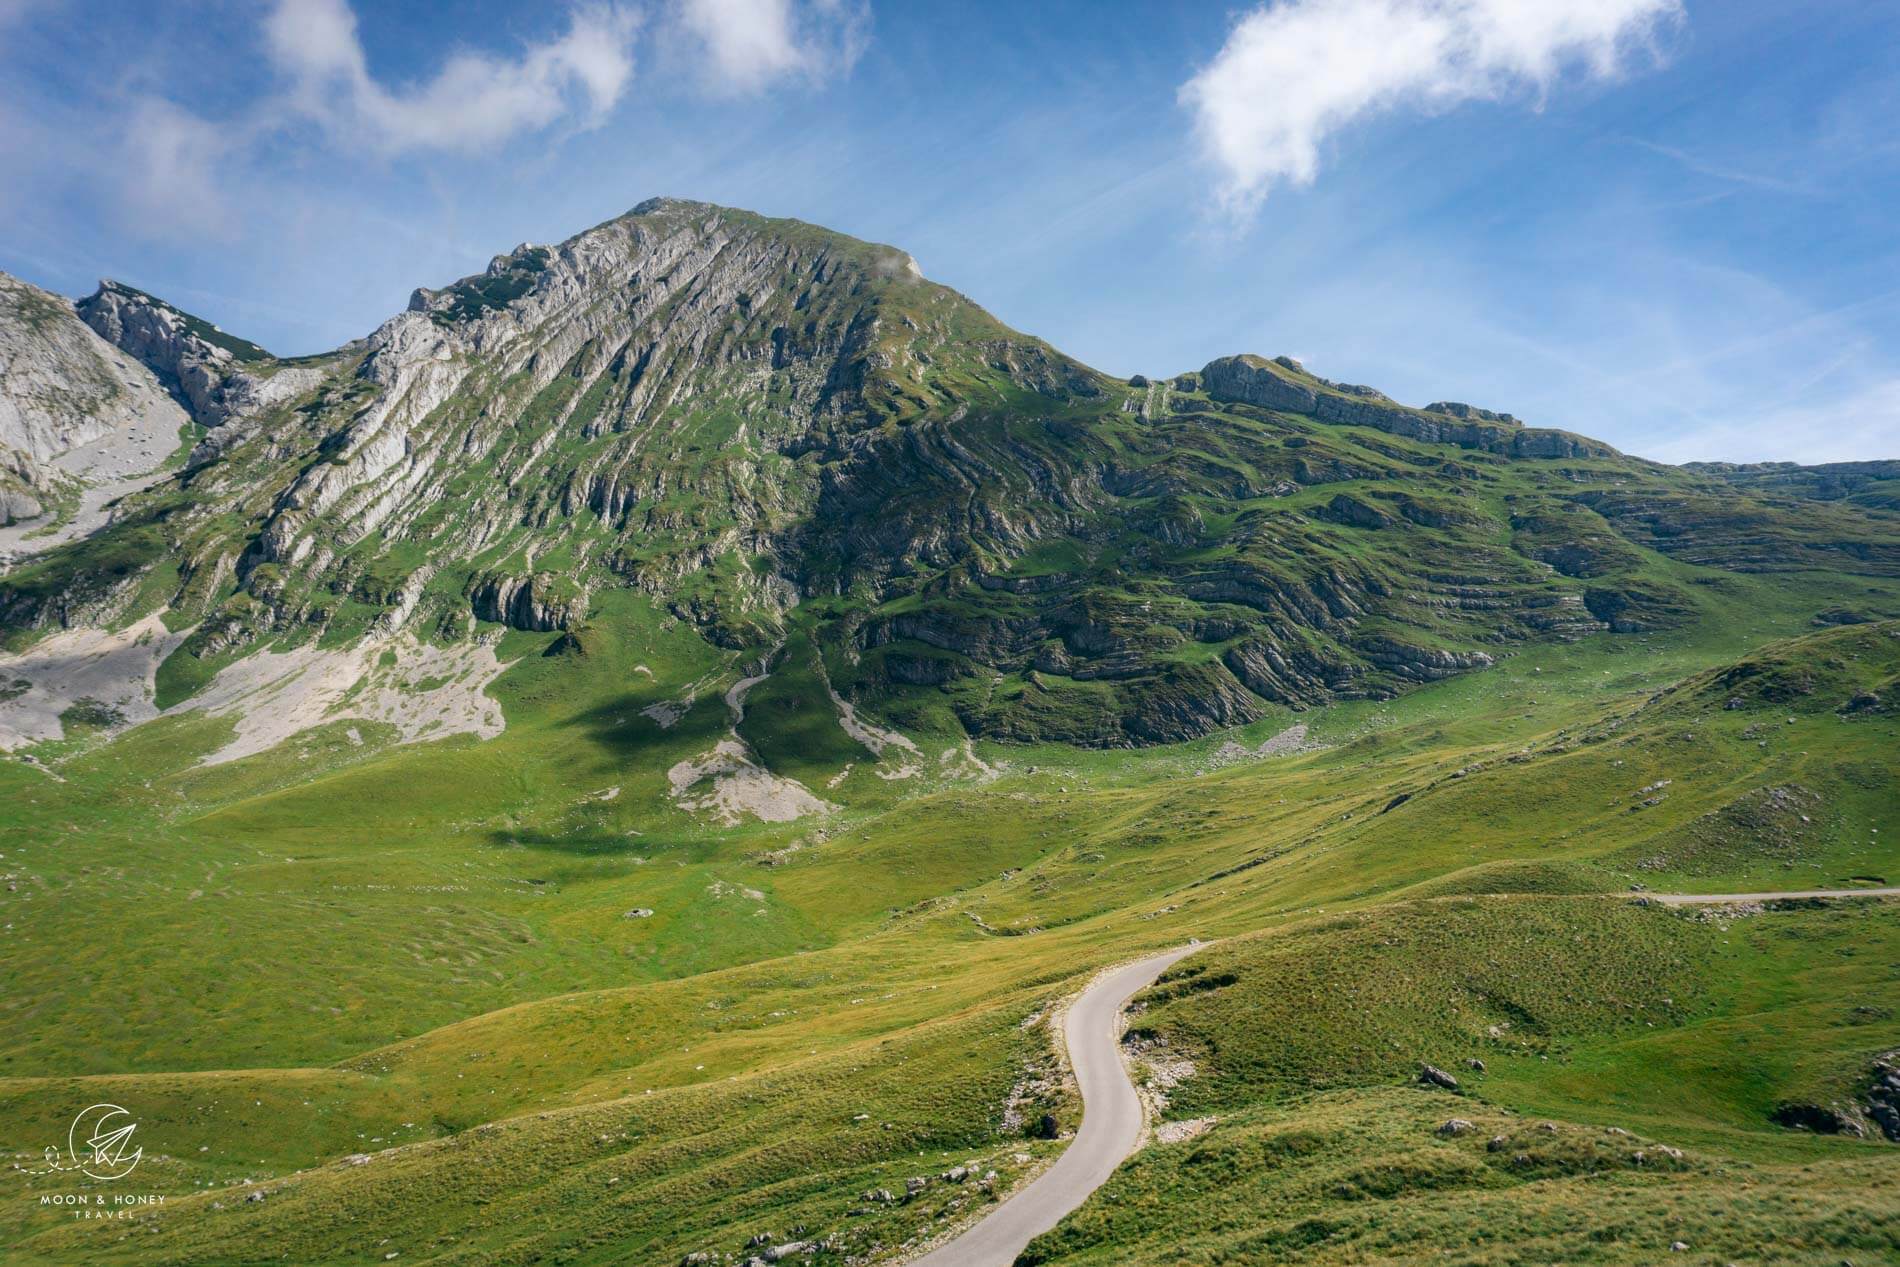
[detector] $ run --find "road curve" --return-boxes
[907,889,1896,1264]
[1645,887,1900,905]
[910,943,1204,1267]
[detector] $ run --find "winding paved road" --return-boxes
[909,943,1203,1267]
[908,886,1898,1265]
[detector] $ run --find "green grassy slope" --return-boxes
[1,201,1896,1264]
[7,203,1897,752]
[2,601,1894,1263]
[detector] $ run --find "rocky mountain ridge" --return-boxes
[3,198,1897,756]
[0,272,190,553]
[76,280,339,461]
[1198,354,1614,460]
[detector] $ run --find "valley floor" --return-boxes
[3,594,1897,1266]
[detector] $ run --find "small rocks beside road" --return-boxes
[1126,1030,1198,1119]
[1684,900,1766,923]
[1436,1110,1695,1180]
[1155,1117,1216,1144]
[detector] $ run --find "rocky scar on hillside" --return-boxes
[0,273,189,553]
[1773,1050,1900,1141]
[77,281,339,462]
[3,198,1898,755]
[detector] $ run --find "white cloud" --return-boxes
[674,0,868,95]
[1181,0,1680,213]
[122,98,241,236]
[73,0,866,249]
[263,0,640,153]
[1641,379,1900,466]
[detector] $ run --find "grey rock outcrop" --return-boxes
[0,272,187,471]
[0,271,193,556]
[1426,400,1517,424]
[1772,1101,1865,1137]
[75,281,334,472]
[468,574,583,633]
[1779,1051,1900,1142]
[0,485,43,525]
[1869,1051,1900,1141]
[1201,354,1614,460]
[12,197,1885,758]
[1318,492,1393,529]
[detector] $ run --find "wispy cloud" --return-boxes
[85,0,868,243]
[673,0,868,95]
[121,97,243,235]
[1181,0,1681,214]
[264,0,640,153]
[1643,378,1900,465]
[1625,137,1821,197]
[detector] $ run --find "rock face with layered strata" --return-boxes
[1201,354,1613,460]
[0,271,192,553]
[3,199,1896,749]
[76,281,335,465]
[0,273,187,473]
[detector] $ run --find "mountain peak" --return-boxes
[625,194,716,217]
[74,278,338,462]
[8,200,1894,760]
[0,269,189,552]
[82,279,272,364]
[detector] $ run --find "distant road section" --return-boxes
[909,943,1203,1267]
[1647,888,1900,904]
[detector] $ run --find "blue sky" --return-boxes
[3,0,1897,463]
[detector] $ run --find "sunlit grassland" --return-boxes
[0,583,1894,1263]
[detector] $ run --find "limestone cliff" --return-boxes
[0,272,189,550]
[3,200,1895,748]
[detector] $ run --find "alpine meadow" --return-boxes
[3,4,1900,1265]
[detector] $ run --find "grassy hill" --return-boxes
[3,606,1895,1263]
[0,201,1896,1264]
